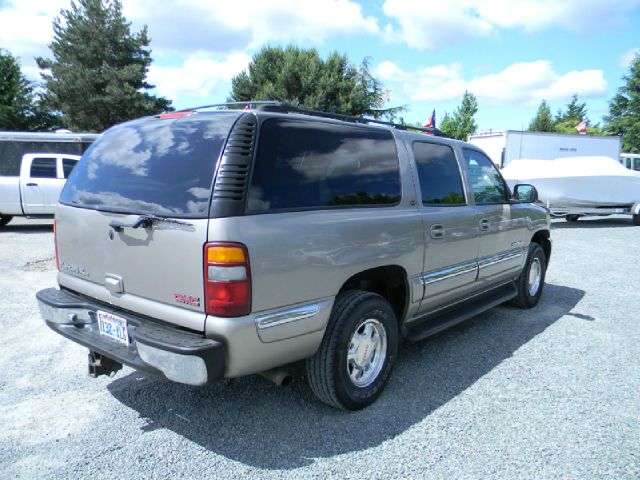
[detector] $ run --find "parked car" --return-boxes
[36,103,551,410]
[0,153,82,225]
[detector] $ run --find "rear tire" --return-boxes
[565,214,580,222]
[510,243,547,309]
[633,214,640,226]
[306,290,398,410]
[0,215,13,227]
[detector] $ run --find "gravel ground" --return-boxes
[0,215,638,479]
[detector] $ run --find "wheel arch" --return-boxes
[338,265,409,324]
[531,229,551,264]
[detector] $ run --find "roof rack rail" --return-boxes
[171,101,448,137]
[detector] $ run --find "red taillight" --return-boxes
[53,221,59,270]
[204,242,251,317]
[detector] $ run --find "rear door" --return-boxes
[20,154,62,214]
[55,112,239,332]
[412,141,479,314]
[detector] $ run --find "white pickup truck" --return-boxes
[0,153,81,226]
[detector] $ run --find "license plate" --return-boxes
[97,310,129,345]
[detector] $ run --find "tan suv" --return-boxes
[37,103,551,410]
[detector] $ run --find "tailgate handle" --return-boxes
[430,224,445,239]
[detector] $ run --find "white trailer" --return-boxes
[0,131,98,226]
[468,130,622,168]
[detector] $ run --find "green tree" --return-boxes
[439,91,478,140]
[37,0,171,132]
[605,53,640,152]
[528,99,554,132]
[229,45,403,119]
[556,94,587,124]
[0,49,59,131]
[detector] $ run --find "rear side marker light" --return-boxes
[204,242,251,317]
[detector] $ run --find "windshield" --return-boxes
[60,113,238,218]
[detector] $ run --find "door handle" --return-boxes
[430,224,445,239]
[26,182,38,186]
[479,218,490,232]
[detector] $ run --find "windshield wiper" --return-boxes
[109,214,193,232]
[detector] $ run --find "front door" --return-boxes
[412,141,479,313]
[461,148,527,289]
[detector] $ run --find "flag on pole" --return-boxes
[575,120,587,134]
[424,110,436,129]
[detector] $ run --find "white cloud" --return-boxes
[0,0,64,61]
[620,48,640,68]
[147,52,251,101]
[1,0,379,81]
[123,0,379,54]
[375,60,608,106]
[383,0,640,50]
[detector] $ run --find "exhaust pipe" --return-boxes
[259,368,293,386]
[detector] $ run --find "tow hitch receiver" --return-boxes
[88,350,123,378]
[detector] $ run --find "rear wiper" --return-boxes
[109,214,193,232]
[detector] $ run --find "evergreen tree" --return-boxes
[229,46,403,119]
[439,91,478,140]
[556,94,588,124]
[0,49,59,131]
[605,53,640,152]
[528,100,554,132]
[37,0,171,132]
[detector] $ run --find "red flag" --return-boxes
[424,109,436,129]
[575,120,587,134]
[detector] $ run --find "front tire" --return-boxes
[633,214,640,226]
[510,243,547,309]
[306,290,398,410]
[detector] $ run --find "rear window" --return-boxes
[247,119,400,212]
[60,114,238,217]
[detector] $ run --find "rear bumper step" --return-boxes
[36,288,225,385]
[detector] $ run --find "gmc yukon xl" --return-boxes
[37,103,551,410]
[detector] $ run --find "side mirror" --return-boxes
[513,184,538,203]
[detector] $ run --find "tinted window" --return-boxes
[413,142,465,205]
[462,148,507,204]
[30,157,57,178]
[248,119,400,211]
[60,114,238,217]
[62,158,77,178]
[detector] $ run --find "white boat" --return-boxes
[501,156,640,208]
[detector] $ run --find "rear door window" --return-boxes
[248,119,400,211]
[30,157,58,178]
[62,157,77,178]
[413,142,465,205]
[60,113,238,217]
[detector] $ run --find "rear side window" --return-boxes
[60,114,238,217]
[30,158,58,178]
[413,142,465,205]
[62,158,77,178]
[248,119,400,211]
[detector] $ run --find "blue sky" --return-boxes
[1,0,639,131]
